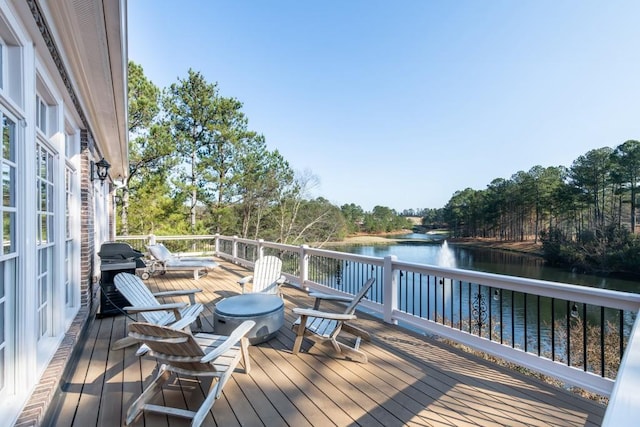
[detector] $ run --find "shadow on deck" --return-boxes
[45,258,605,426]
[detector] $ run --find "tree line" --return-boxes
[120,62,412,244]
[123,61,639,274]
[439,142,640,275]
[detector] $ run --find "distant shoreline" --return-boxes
[324,232,544,257]
[447,237,543,256]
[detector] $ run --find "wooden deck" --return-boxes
[46,259,605,426]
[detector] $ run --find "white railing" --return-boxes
[602,308,640,426]
[117,234,640,420]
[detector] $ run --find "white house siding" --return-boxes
[0,1,127,425]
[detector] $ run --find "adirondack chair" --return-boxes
[291,277,376,363]
[125,320,254,427]
[237,255,286,296]
[111,272,204,353]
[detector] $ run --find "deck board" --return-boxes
[52,310,100,426]
[73,317,111,426]
[45,259,606,426]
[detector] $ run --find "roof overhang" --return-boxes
[19,0,129,178]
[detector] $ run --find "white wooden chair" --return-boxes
[125,320,254,427]
[291,277,376,363]
[237,255,286,296]
[111,272,204,353]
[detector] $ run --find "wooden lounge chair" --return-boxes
[111,272,204,353]
[125,320,254,427]
[291,277,376,363]
[237,255,286,296]
[146,243,219,280]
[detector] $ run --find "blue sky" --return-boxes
[128,1,640,212]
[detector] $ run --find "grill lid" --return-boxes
[98,242,144,260]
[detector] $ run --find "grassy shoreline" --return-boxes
[325,232,544,257]
[447,237,544,256]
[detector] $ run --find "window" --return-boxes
[0,112,17,398]
[64,130,78,309]
[36,95,46,134]
[0,259,16,394]
[0,42,3,90]
[0,17,24,107]
[64,163,75,308]
[35,142,54,338]
[0,263,5,393]
[2,115,16,255]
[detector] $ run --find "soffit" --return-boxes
[31,0,128,178]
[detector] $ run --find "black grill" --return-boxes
[97,242,145,317]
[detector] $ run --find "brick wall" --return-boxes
[13,308,90,427]
[80,130,97,310]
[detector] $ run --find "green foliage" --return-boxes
[232,138,294,239]
[540,228,585,267]
[283,198,348,244]
[128,62,159,133]
[420,208,446,229]
[203,204,238,235]
[440,140,640,275]
[125,65,397,243]
[341,203,364,234]
[124,172,189,235]
[438,143,640,272]
[361,205,412,233]
[118,61,176,235]
[541,225,640,276]
[611,140,640,232]
[164,69,221,232]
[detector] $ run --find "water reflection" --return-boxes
[326,238,636,374]
[337,239,640,293]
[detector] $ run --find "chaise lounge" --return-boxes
[145,243,219,280]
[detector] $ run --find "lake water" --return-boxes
[333,233,640,294]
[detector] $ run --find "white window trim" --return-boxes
[0,109,19,415]
[63,126,81,320]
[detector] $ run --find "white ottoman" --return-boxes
[214,293,284,344]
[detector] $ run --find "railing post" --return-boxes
[300,245,309,289]
[148,234,156,245]
[214,233,220,256]
[602,309,640,425]
[383,255,398,325]
[232,236,238,263]
[257,239,264,261]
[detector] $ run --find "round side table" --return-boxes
[214,293,284,344]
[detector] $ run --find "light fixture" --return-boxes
[91,157,111,183]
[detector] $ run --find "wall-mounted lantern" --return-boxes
[91,157,111,183]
